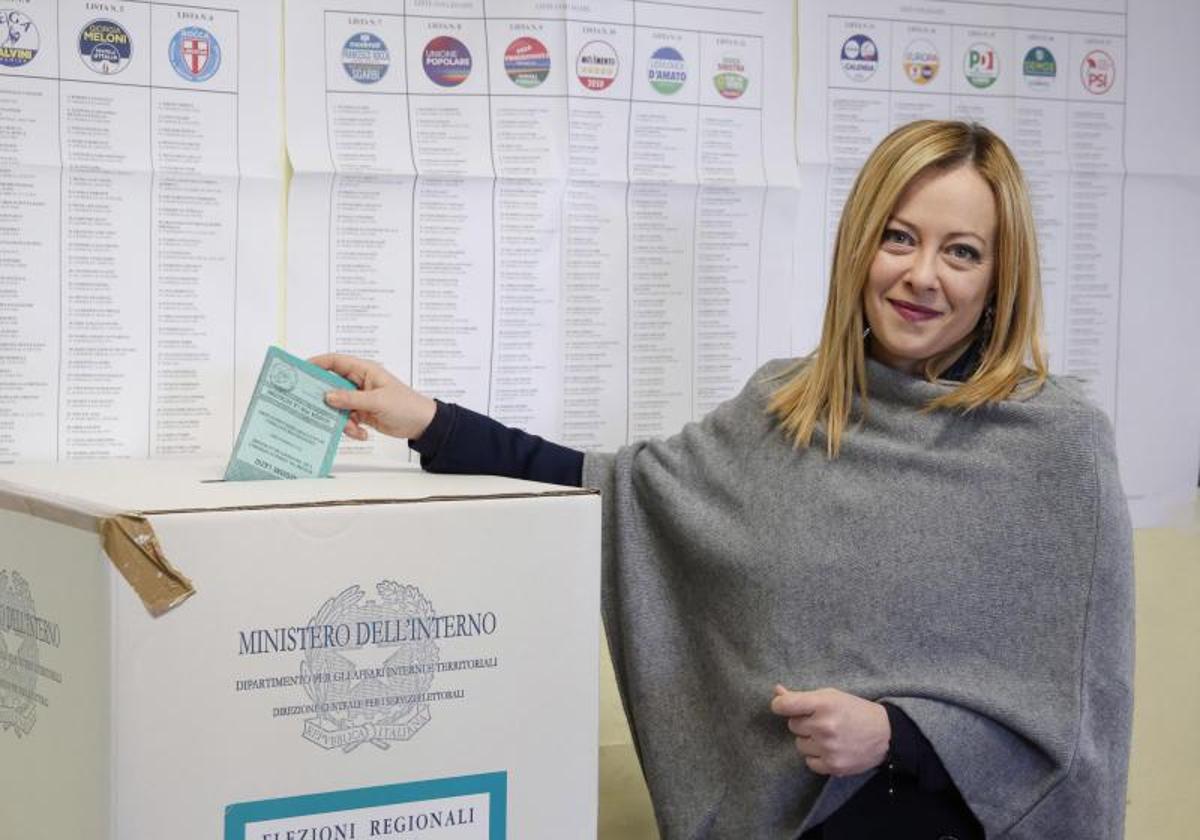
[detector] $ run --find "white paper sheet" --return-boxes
[285,0,800,454]
[795,0,1200,525]
[0,0,284,462]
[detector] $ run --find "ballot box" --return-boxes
[0,459,599,839]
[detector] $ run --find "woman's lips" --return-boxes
[889,298,942,322]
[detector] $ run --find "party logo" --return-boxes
[964,42,999,89]
[840,34,878,82]
[576,39,618,91]
[0,9,39,68]
[423,35,471,87]
[79,18,132,75]
[903,39,939,85]
[713,54,748,99]
[648,45,686,95]
[504,36,550,88]
[1081,49,1115,95]
[341,31,389,84]
[169,26,220,82]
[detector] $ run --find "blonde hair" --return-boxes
[769,120,1048,455]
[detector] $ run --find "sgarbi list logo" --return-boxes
[236,581,499,753]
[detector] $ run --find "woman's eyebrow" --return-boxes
[891,214,988,245]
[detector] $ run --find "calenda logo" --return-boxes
[840,33,878,82]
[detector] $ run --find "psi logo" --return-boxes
[1081,49,1115,95]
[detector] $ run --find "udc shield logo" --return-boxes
[79,18,132,75]
[840,34,878,82]
[342,31,389,84]
[1081,49,1115,95]
[301,582,439,752]
[169,26,220,82]
[1,9,40,68]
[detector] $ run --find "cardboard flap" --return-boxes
[99,515,195,617]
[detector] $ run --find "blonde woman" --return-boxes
[315,121,1133,839]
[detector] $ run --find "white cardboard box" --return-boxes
[0,459,600,839]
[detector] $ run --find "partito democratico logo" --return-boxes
[964,42,999,88]
[840,33,878,82]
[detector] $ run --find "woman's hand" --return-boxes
[310,353,437,441]
[770,685,891,777]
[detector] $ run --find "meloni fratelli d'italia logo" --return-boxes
[1,571,63,738]
[79,18,132,75]
[236,581,499,753]
[1,9,39,68]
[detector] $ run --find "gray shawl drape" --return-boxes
[584,358,1134,839]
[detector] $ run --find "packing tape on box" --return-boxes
[100,515,195,617]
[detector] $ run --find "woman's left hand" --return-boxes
[769,685,891,777]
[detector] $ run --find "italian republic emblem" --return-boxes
[301,581,439,752]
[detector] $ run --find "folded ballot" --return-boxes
[224,346,356,481]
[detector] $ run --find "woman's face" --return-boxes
[863,164,997,374]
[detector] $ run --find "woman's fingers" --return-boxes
[310,353,393,386]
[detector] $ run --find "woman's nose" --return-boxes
[905,248,940,292]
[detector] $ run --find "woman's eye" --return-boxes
[882,228,913,246]
[948,244,982,262]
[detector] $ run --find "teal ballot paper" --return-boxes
[224,347,356,481]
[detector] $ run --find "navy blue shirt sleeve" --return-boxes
[408,400,584,487]
[882,702,955,793]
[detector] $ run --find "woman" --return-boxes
[315,121,1134,838]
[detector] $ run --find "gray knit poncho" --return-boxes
[584,358,1134,839]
